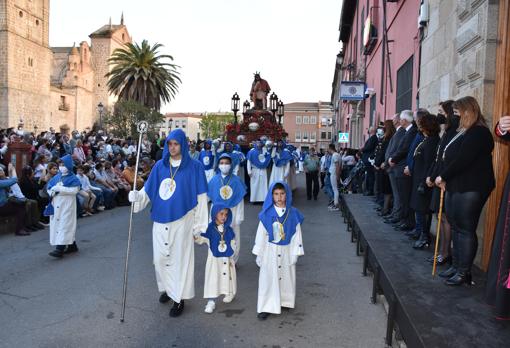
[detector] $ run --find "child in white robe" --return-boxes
[252,181,304,320]
[196,204,237,313]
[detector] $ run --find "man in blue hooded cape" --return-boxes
[208,153,247,263]
[252,181,304,320]
[47,154,81,258]
[129,129,209,318]
[198,139,216,183]
[246,140,272,203]
[269,140,293,186]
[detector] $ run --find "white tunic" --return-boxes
[134,187,208,303]
[252,208,304,314]
[48,185,79,246]
[269,162,290,186]
[247,159,268,202]
[205,169,215,183]
[196,232,237,299]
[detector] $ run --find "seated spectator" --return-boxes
[139,157,154,181]
[0,164,29,236]
[19,165,49,226]
[89,165,116,209]
[122,158,144,190]
[76,165,96,216]
[104,161,129,206]
[72,139,87,164]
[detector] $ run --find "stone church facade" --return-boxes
[0,0,131,131]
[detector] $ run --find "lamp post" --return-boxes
[231,92,240,125]
[277,100,284,125]
[243,100,250,114]
[269,92,278,123]
[97,102,104,130]
[168,118,173,133]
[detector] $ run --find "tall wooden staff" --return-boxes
[120,121,148,322]
[432,189,445,277]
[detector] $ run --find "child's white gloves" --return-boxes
[128,190,142,203]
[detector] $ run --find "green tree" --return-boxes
[106,40,181,111]
[103,100,163,138]
[199,113,235,139]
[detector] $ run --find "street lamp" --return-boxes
[277,100,284,125]
[270,92,278,123]
[243,100,250,114]
[168,118,173,132]
[97,102,104,130]
[336,51,344,69]
[231,92,240,125]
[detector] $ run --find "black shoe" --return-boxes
[64,242,79,254]
[169,300,184,317]
[413,239,430,249]
[437,255,452,266]
[385,218,400,224]
[49,249,64,258]
[25,225,38,232]
[445,272,472,286]
[15,230,30,236]
[438,266,457,278]
[395,224,413,232]
[257,312,270,321]
[159,293,171,304]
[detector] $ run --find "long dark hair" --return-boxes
[439,100,455,130]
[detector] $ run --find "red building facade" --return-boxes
[332,0,422,149]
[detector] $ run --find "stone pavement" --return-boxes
[0,175,386,348]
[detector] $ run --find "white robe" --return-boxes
[269,162,290,186]
[134,188,208,303]
[247,160,268,202]
[48,185,79,246]
[196,235,237,299]
[252,218,304,314]
[205,169,215,183]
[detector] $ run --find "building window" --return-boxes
[396,55,414,113]
[310,116,317,125]
[328,132,332,140]
[303,131,309,142]
[296,116,302,125]
[27,57,34,67]
[182,121,187,129]
[36,19,39,26]
[303,116,309,125]
[295,131,301,142]
[59,96,69,111]
[310,132,316,142]
[321,131,327,140]
[19,11,23,17]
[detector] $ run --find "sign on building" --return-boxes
[340,81,366,101]
[338,132,349,143]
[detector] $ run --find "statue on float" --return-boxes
[250,72,271,110]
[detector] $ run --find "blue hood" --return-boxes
[163,129,190,168]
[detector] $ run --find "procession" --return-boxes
[2,0,510,347]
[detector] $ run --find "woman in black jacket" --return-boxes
[435,96,495,286]
[426,101,459,264]
[410,114,440,249]
[374,120,396,216]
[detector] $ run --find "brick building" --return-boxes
[0,0,131,131]
[283,101,333,152]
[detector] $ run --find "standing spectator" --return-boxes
[328,144,341,211]
[303,147,320,200]
[374,120,396,216]
[0,164,29,236]
[435,96,495,286]
[361,127,378,195]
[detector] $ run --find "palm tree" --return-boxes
[106,40,181,110]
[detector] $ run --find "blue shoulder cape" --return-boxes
[201,204,235,257]
[247,147,272,169]
[208,154,247,207]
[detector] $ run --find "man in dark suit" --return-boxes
[383,114,405,223]
[361,127,378,196]
[389,110,417,230]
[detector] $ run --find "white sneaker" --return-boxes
[97,206,105,211]
[329,206,340,211]
[223,294,234,303]
[204,300,215,313]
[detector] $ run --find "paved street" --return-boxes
[0,176,385,348]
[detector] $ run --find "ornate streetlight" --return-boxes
[277,100,284,125]
[231,92,240,125]
[243,100,250,114]
[97,102,104,130]
[270,92,278,123]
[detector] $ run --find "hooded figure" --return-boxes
[252,181,304,319]
[47,154,81,258]
[246,141,272,202]
[269,141,293,185]
[208,153,247,263]
[195,204,237,313]
[199,140,216,182]
[129,129,209,318]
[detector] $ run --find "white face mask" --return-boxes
[219,164,231,175]
[59,166,68,175]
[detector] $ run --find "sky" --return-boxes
[50,0,342,113]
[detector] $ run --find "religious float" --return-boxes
[225,73,288,146]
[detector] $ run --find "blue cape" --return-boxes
[208,154,247,207]
[247,147,272,169]
[144,129,208,223]
[47,154,81,189]
[198,148,215,170]
[258,181,304,246]
[274,148,293,167]
[201,204,235,258]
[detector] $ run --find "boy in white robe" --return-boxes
[246,141,272,203]
[269,141,292,185]
[195,204,237,313]
[129,129,209,318]
[253,181,304,320]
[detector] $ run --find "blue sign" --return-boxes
[338,132,349,144]
[340,81,366,101]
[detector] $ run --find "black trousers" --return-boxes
[305,171,320,199]
[0,201,26,234]
[396,175,415,226]
[446,191,488,273]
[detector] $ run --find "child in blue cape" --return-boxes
[252,181,304,320]
[195,204,237,314]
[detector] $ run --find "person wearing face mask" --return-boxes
[269,141,293,186]
[46,155,81,258]
[207,154,247,264]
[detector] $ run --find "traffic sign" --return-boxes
[338,132,349,143]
